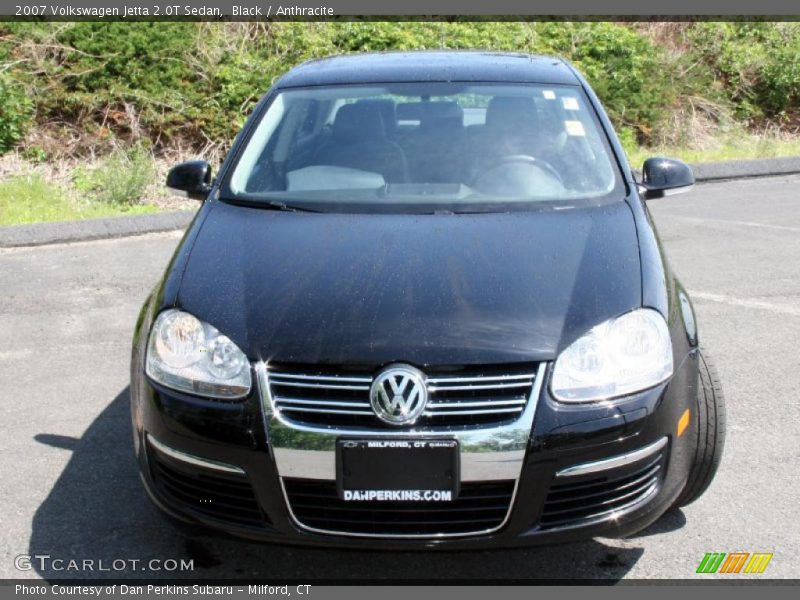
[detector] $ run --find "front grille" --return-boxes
[539,452,665,530]
[268,363,537,428]
[284,478,515,536]
[149,450,266,529]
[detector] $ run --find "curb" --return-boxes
[2,156,799,248]
[0,210,196,248]
[690,156,800,182]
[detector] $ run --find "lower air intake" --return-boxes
[283,479,515,537]
[539,451,665,530]
[149,449,267,529]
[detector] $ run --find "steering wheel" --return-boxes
[471,154,564,188]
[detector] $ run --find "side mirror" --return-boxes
[639,157,694,200]
[166,160,212,201]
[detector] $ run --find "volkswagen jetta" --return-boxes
[131,51,725,548]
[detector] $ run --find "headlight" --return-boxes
[551,308,673,402]
[145,309,251,399]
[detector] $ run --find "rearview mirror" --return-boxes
[166,160,212,201]
[639,157,694,200]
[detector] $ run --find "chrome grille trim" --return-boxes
[274,406,375,416]
[273,397,371,408]
[427,398,527,408]
[269,373,372,383]
[424,407,524,416]
[258,362,547,484]
[270,381,372,391]
[428,382,531,391]
[427,373,536,384]
[146,434,245,475]
[555,437,668,478]
[267,365,538,427]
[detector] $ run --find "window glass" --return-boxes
[223,82,623,213]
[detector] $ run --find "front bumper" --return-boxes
[131,355,698,549]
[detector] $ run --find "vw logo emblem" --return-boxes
[370,365,428,426]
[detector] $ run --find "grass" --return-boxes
[625,134,800,168]
[0,174,157,227]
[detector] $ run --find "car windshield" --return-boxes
[223,82,624,213]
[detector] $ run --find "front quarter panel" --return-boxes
[130,201,216,455]
[568,58,697,365]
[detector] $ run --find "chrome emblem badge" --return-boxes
[370,365,428,426]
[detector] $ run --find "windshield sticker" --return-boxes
[542,90,556,100]
[565,120,586,136]
[562,97,580,111]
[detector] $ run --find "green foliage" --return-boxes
[0,173,156,225]
[73,146,154,206]
[49,23,199,144]
[2,21,800,154]
[20,145,47,162]
[530,23,675,138]
[616,127,639,160]
[687,23,800,120]
[0,72,33,153]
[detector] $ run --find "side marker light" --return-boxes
[677,408,691,437]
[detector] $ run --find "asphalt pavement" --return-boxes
[1,175,799,581]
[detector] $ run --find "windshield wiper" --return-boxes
[261,199,320,213]
[220,196,321,213]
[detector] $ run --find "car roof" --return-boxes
[275,51,580,88]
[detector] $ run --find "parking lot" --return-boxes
[1,175,798,580]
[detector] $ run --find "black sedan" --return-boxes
[130,51,725,548]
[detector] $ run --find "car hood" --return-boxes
[176,200,641,366]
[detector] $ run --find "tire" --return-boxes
[674,348,727,507]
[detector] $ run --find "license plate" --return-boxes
[336,439,459,502]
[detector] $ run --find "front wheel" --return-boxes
[673,348,727,507]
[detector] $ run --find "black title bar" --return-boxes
[6,0,800,17]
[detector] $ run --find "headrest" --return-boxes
[397,102,422,121]
[357,99,398,138]
[486,96,538,132]
[333,103,386,144]
[397,102,464,124]
[420,101,463,123]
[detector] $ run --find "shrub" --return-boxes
[73,146,154,206]
[2,21,799,154]
[686,23,800,121]
[39,23,199,146]
[531,22,676,140]
[0,72,33,154]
